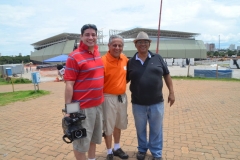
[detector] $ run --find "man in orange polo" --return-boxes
[101,35,129,160]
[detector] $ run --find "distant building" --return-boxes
[205,43,209,51]
[19,53,22,56]
[237,46,240,51]
[229,44,235,50]
[209,43,215,51]
[205,43,215,51]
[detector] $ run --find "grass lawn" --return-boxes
[0,90,50,106]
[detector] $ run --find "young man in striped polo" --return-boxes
[64,24,104,160]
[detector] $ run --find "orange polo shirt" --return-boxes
[102,51,128,95]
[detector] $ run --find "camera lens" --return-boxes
[75,130,83,138]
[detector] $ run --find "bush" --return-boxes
[0,77,32,85]
[13,78,32,84]
[0,77,5,82]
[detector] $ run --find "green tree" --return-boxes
[227,50,237,57]
[0,55,31,65]
[213,51,219,57]
[219,52,226,57]
[237,50,240,56]
[207,51,214,57]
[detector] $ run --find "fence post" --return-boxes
[187,64,190,77]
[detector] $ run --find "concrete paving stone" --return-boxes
[211,150,221,158]
[183,152,203,159]
[44,150,59,157]
[21,154,36,160]
[44,156,55,160]
[173,149,182,156]
[220,153,237,159]
[63,152,75,160]
[8,157,21,160]
[227,151,240,156]
[2,153,15,160]
[12,150,28,159]
[204,153,214,159]
[33,152,48,159]
[54,153,66,160]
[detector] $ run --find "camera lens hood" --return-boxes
[75,130,83,138]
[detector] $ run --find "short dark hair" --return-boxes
[81,24,97,35]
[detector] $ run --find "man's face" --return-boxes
[108,38,123,58]
[135,40,150,53]
[81,28,97,47]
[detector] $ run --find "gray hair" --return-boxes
[108,35,124,45]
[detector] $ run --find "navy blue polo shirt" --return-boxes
[127,51,169,105]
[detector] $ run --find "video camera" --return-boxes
[62,102,87,143]
[57,64,65,76]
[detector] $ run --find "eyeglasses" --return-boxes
[112,44,123,48]
[81,24,97,34]
[136,40,150,45]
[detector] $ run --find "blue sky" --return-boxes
[0,0,240,56]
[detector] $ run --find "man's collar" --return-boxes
[78,41,98,53]
[106,51,123,61]
[135,51,152,60]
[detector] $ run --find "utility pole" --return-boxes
[219,35,220,50]
[156,0,163,54]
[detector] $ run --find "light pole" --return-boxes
[156,0,163,54]
[219,35,220,50]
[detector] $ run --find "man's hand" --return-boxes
[64,114,70,117]
[163,74,175,107]
[168,92,175,107]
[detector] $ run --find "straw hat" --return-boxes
[133,31,152,43]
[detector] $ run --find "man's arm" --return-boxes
[65,81,75,104]
[163,74,175,107]
[126,59,130,83]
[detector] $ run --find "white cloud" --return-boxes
[0,4,35,27]
[214,5,240,18]
[0,0,240,55]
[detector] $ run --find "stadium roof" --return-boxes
[31,28,200,48]
[118,28,200,39]
[31,33,80,47]
[30,28,206,62]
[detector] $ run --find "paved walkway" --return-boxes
[0,80,240,160]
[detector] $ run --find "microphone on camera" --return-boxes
[57,64,63,70]
[57,64,65,76]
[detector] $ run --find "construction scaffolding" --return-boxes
[109,29,126,36]
[97,30,104,44]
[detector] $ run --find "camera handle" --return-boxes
[62,135,73,144]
